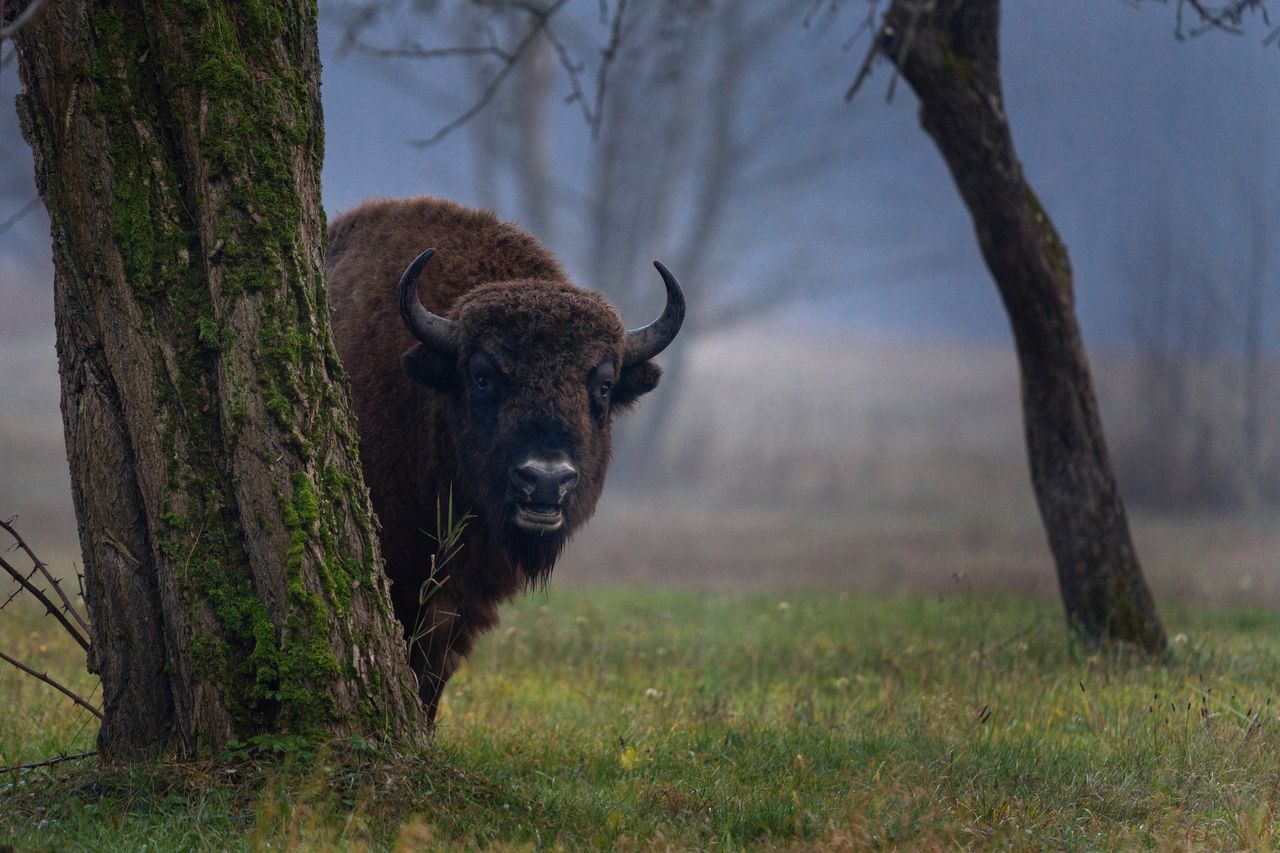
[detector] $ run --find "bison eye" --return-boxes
[468,351,502,403]
[595,382,612,402]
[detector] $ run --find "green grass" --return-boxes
[4,588,1280,849]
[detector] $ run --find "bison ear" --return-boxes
[611,361,662,411]
[401,344,460,394]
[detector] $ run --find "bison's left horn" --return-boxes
[623,261,686,366]
[397,247,460,355]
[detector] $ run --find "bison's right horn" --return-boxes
[397,247,460,354]
[623,261,686,366]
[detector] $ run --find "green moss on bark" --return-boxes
[82,0,396,746]
[1023,186,1073,295]
[935,33,975,89]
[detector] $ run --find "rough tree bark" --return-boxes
[878,0,1167,651]
[11,0,425,759]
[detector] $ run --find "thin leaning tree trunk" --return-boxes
[12,0,425,758]
[878,0,1166,651]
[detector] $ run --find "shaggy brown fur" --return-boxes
[327,196,664,722]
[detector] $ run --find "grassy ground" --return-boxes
[4,588,1280,849]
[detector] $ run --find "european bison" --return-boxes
[327,196,684,722]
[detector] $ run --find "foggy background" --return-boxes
[2,1,1277,604]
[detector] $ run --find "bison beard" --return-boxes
[326,197,683,723]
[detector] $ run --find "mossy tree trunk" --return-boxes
[879,0,1166,652]
[11,0,425,759]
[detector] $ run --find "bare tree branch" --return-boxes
[346,0,632,145]
[589,0,628,138]
[538,0,627,139]
[353,41,516,62]
[407,0,573,149]
[846,0,921,103]
[0,195,39,237]
[1142,0,1279,43]
[0,750,96,774]
[0,650,102,719]
[844,0,1277,104]
[1179,0,1271,34]
[541,25,595,127]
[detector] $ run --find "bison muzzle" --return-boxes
[327,197,684,723]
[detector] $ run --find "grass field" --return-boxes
[4,588,1280,849]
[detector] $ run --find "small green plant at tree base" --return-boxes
[222,733,317,764]
[410,488,473,657]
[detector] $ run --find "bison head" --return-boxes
[396,248,684,578]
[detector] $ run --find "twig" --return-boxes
[590,0,628,139]
[353,41,514,63]
[0,583,24,613]
[0,0,48,41]
[1165,0,1277,40]
[847,0,935,104]
[844,0,888,101]
[409,0,572,149]
[0,650,103,719]
[845,33,882,101]
[542,25,594,126]
[0,750,96,774]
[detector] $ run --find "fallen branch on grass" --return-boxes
[0,750,96,774]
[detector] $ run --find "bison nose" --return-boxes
[510,455,579,505]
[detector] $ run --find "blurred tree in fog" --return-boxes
[1117,167,1278,510]
[853,0,1170,652]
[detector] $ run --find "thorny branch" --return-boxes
[0,650,102,719]
[1,518,91,650]
[0,554,91,653]
[0,517,101,763]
